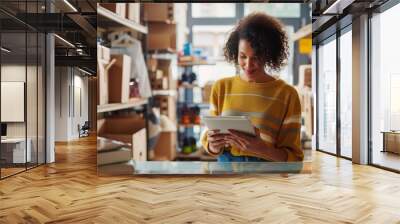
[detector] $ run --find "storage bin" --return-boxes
[97,116,147,161]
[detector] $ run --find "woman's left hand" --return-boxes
[225,128,267,155]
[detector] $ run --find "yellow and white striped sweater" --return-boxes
[201,75,304,162]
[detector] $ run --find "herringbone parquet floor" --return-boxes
[1,135,400,223]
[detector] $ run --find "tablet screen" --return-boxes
[202,116,256,136]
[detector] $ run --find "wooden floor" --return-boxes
[1,136,400,223]
[1,167,26,178]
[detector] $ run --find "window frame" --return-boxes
[368,0,400,173]
[314,16,353,161]
[187,3,311,85]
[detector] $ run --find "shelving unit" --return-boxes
[147,49,176,55]
[97,99,148,113]
[176,61,215,161]
[97,6,148,34]
[152,90,177,97]
[178,123,201,128]
[177,61,216,67]
[97,4,150,163]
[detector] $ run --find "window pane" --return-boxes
[1,31,28,177]
[280,26,294,84]
[192,25,236,87]
[192,25,233,61]
[318,37,337,154]
[339,29,352,158]
[371,3,400,171]
[244,3,301,18]
[192,3,236,18]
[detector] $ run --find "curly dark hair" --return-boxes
[224,12,289,71]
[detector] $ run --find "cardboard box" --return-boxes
[101,3,126,18]
[97,45,102,61]
[143,3,174,22]
[149,70,168,90]
[148,23,177,51]
[97,45,110,63]
[154,95,176,122]
[116,3,126,18]
[108,54,131,104]
[153,131,177,161]
[97,45,112,105]
[98,62,108,105]
[100,3,116,13]
[147,57,158,72]
[157,59,177,90]
[102,46,110,62]
[127,3,140,24]
[150,77,169,90]
[97,116,147,161]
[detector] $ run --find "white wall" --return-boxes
[55,67,89,141]
[55,66,69,141]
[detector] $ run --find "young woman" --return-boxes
[201,13,304,162]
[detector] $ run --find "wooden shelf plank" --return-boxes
[97,98,148,113]
[177,102,210,108]
[178,84,200,89]
[148,48,176,55]
[152,90,177,96]
[178,123,203,128]
[97,6,148,34]
[178,61,216,67]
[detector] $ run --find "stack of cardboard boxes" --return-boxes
[97,137,135,175]
[144,4,188,161]
[147,58,178,160]
[97,46,135,105]
[97,3,149,170]
[144,3,187,52]
[100,3,141,24]
[108,54,131,104]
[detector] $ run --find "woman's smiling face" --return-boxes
[238,39,265,81]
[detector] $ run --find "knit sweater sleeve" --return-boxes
[275,89,304,161]
[200,81,223,156]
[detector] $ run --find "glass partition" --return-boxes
[370,3,400,171]
[27,31,38,169]
[0,31,28,177]
[0,0,46,179]
[317,36,337,154]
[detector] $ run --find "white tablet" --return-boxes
[202,115,256,136]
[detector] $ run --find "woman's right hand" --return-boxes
[207,130,229,155]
